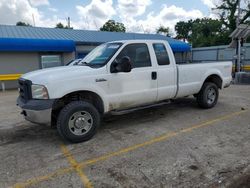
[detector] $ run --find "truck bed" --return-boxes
[176,61,232,98]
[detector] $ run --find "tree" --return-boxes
[56,22,64,28]
[191,18,225,47]
[215,0,250,32]
[174,1,250,47]
[100,20,126,32]
[16,21,31,26]
[156,26,171,37]
[55,22,73,29]
[175,20,192,42]
[175,18,225,47]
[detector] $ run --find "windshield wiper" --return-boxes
[77,61,105,68]
[77,61,88,66]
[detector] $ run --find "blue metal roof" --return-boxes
[0,38,75,52]
[0,25,191,52]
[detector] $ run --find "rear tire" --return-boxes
[57,101,100,143]
[197,82,219,109]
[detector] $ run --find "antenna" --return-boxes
[32,14,36,26]
[94,20,98,30]
[141,24,145,33]
[67,17,71,28]
[85,16,90,29]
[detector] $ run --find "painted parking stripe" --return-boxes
[12,109,247,188]
[61,145,93,188]
[78,110,246,167]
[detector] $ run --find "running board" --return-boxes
[110,100,171,115]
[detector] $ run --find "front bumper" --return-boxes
[17,97,55,125]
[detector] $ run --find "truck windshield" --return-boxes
[78,42,123,66]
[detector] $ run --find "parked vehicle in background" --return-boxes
[17,40,232,143]
[66,58,82,66]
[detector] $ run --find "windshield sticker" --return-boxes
[108,45,120,49]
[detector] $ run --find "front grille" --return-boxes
[18,78,32,102]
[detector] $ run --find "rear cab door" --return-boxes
[149,41,177,101]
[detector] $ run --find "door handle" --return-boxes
[151,71,157,80]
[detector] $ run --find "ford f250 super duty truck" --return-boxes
[17,40,232,143]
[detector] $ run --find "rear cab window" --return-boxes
[116,43,151,68]
[153,43,170,65]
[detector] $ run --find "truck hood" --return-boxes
[22,66,99,85]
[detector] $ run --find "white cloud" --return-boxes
[0,0,206,35]
[76,0,116,30]
[29,0,49,7]
[0,0,42,26]
[122,5,203,34]
[0,0,64,28]
[159,5,203,21]
[202,0,216,8]
[117,0,151,18]
[74,1,203,34]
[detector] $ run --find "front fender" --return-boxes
[46,81,109,113]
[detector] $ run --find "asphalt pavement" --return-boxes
[0,85,250,188]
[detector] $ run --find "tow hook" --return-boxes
[21,110,27,116]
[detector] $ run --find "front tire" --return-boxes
[57,101,100,143]
[196,82,219,109]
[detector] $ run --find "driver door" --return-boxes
[107,43,157,111]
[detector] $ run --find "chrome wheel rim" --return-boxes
[68,111,93,136]
[207,88,216,104]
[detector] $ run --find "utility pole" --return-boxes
[236,0,241,27]
[67,17,71,28]
[236,0,241,72]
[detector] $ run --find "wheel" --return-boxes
[196,82,219,109]
[57,101,100,143]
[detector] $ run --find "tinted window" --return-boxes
[153,43,170,65]
[116,43,151,68]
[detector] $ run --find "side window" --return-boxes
[153,43,170,65]
[116,43,151,68]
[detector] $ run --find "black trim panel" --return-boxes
[18,78,32,102]
[17,96,55,111]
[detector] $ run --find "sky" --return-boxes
[0,0,217,34]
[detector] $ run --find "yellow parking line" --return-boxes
[79,110,246,167]
[61,145,93,188]
[79,132,177,167]
[13,167,74,188]
[12,109,247,188]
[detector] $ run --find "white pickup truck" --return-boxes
[17,40,232,143]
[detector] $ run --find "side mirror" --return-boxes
[111,56,132,73]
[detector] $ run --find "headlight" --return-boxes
[31,84,49,99]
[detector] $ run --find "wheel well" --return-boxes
[51,91,104,125]
[204,74,222,89]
